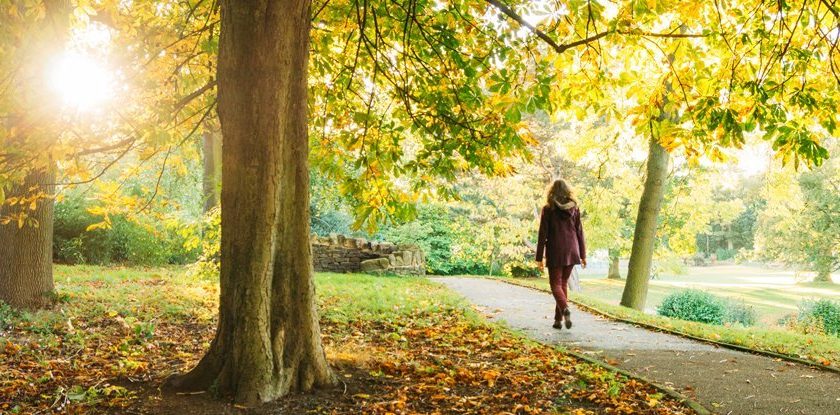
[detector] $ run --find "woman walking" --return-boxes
[535,179,586,329]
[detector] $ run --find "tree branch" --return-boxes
[73,137,135,157]
[486,0,707,55]
[616,29,708,38]
[172,80,217,115]
[485,0,568,53]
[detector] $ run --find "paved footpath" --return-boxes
[436,277,840,415]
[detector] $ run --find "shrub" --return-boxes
[379,205,456,275]
[798,299,840,337]
[715,248,736,261]
[53,194,198,266]
[658,290,757,326]
[310,209,356,237]
[657,290,726,325]
[0,302,17,331]
[503,259,542,278]
[190,207,221,279]
[724,301,757,326]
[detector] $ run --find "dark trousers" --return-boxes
[548,265,574,320]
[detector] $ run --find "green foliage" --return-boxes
[503,259,541,278]
[53,194,197,266]
[798,299,840,337]
[756,149,839,281]
[131,320,156,343]
[379,204,499,275]
[725,301,758,327]
[714,248,736,261]
[309,171,361,237]
[379,205,458,275]
[657,290,727,325]
[310,209,356,237]
[187,207,221,279]
[657,290,756,326]
[0,301,17,331]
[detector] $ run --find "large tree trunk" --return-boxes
[201,127,222,212]
[167,0,335,404]
[620,135,669,310]
[607,249,621,280]
[0,170,56,309]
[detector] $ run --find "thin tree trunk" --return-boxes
[620,134,670,310]
[201,128,222,212]
[0,170,56,309]
[167,0,334,404]
[607,249,621,280]
[814,270,832,283]
[814,258,834,283]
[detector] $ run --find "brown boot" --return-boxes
[553,320,563,329]
[563,309,572,329]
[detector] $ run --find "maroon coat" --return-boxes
[536,203,586,268]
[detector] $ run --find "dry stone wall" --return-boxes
[311,234,425,275]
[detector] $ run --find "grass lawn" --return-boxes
[500,276,840,370]
[576,264,840,324]
[0,265,693,415]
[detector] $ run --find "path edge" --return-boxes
[498,277,840,376]
[559,347,713,415]
[478,311,714,415]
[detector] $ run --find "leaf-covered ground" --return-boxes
[0,266,695,414]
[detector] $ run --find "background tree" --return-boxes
[0,0,70,309]
[608,0,838,310]
[1,0,219,307]
[756,146,839,283]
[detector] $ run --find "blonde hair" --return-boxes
[545,178,577,208]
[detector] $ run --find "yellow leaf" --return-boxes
[86,221,111,231]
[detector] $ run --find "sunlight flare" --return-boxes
[48,51,114,112]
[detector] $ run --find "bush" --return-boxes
[798,299,840,337]
[657,290,727,325]
[379,205,457,275]
[189,207,221,279]
[657,290,757,326]
[310,209,356,237]
[724,301,757,326]
[715,248,736,261]
[503,259,541,278]
[0,301,17,331]
[53,194,198,266]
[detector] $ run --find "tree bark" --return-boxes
[813,258,834,283]
[0,170,56,309]
[201,128,222,212]
[167,0,335,404]
[607,249,621,280]
[620,135,670,310]
[814,270,832,283]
